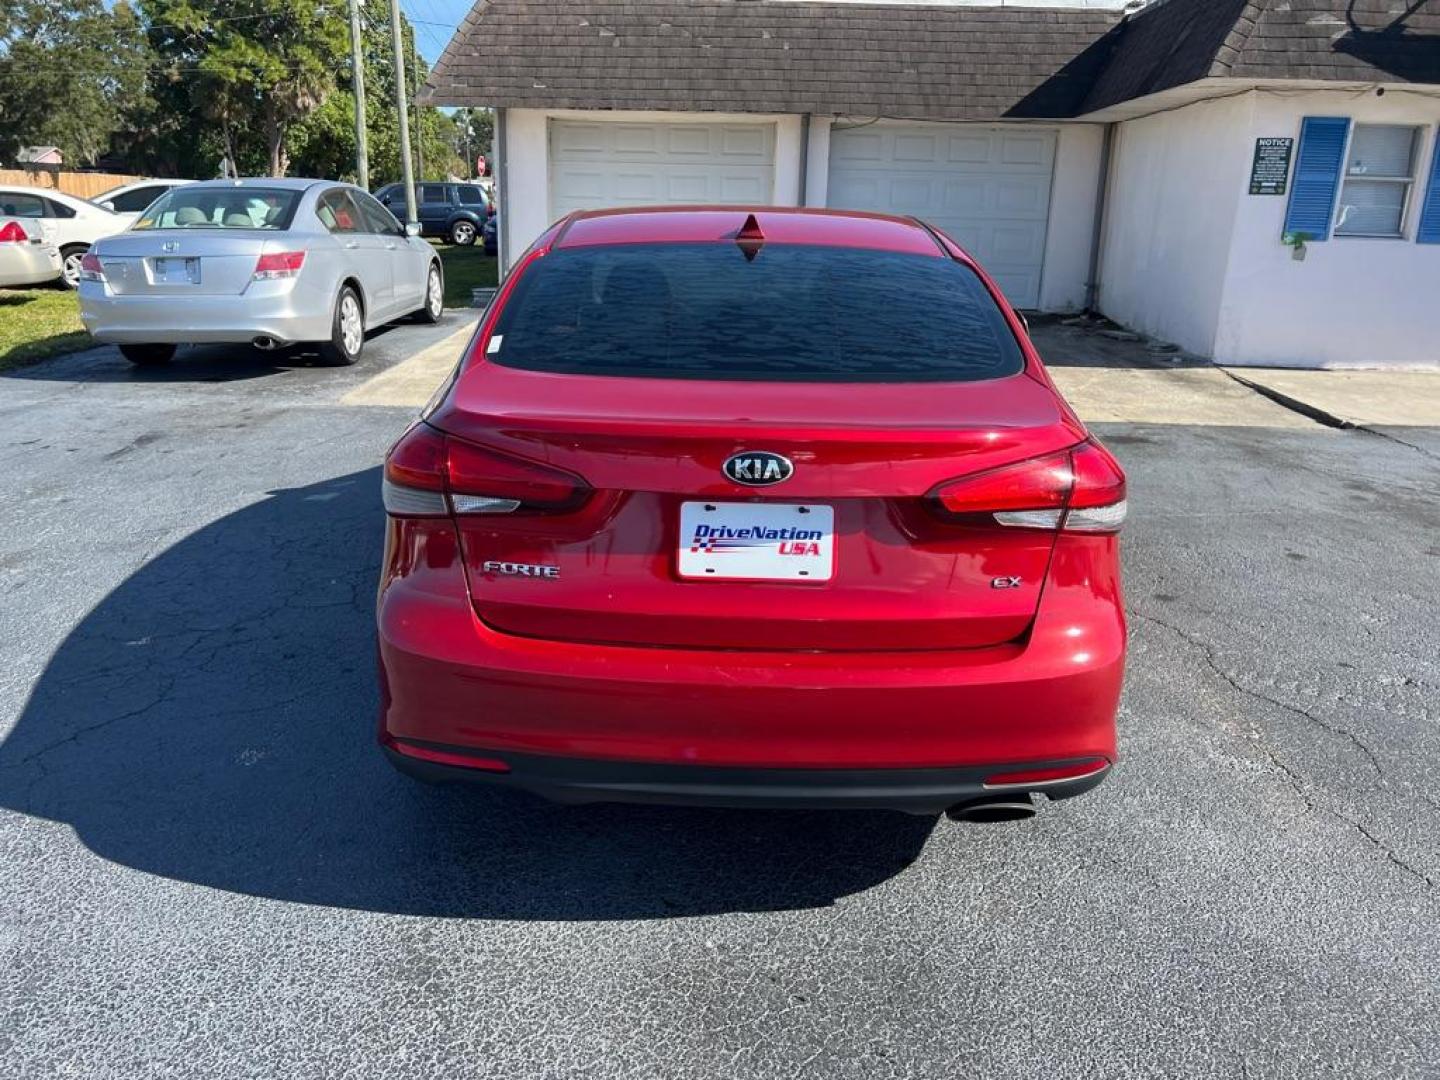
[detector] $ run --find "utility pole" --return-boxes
[347,0,369,189]
[388,0,416,225]
[413,54,424,182]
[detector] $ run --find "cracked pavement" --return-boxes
[1,327,1437,1079]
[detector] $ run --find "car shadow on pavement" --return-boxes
[0,469,933,919]
[4,325,406,384]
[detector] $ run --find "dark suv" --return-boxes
[374,181,492,246]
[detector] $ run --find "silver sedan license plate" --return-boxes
[153,257,199,284]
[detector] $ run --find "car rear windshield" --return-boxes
[132,187,301,230]
[487,243,1024,382]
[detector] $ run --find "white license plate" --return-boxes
[153,257,198,284]
[678,501,835,582]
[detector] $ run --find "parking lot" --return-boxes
[1,321,1437,1078]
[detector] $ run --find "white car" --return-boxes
[0,217,63,288]
[0,185,128,289]
[91,179,196,218]
[78,178,445,367]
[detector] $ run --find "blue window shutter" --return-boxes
[1284,117,1349,242]
[1417,134,1440,244]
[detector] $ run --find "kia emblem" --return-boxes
[723,451,793,487]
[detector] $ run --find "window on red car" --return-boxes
[488,243,1023,382]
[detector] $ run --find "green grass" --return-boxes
[433,242,499,308]
[0,287,91,372]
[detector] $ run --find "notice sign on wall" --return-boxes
[1249,137,1294,195]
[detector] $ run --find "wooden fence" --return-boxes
[0,168,145,199]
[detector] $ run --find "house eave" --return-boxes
[1076,75,1440,123]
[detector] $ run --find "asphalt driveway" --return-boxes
[1,323,1436,1078]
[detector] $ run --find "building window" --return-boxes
[1419,131,1440,244]
[1335,124,1421,238]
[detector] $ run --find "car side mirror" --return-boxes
[404,222,421,238]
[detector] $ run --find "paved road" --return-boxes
[1,324,1437,1079]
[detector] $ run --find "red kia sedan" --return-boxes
[376,207,1126,822]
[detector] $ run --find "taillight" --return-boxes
[253,251,306,280]
[0,221,28,243]
[382,422,448,516]
[79,252,106,282]
[1064,441,1128,532]
[928,441,1126,533]
[933,452,1072,519]
[382,422,589,517]
[446,439,589,513]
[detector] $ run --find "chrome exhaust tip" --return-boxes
[946,795,1036,823]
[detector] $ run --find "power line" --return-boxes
[406,21,452,62]
[76,7,456,35]
[6,33,452,78]
[6,58,354,76]
[404,0,457,33]
[114,11,338,34]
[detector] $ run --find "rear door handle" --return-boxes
[344,240,360,249]
[384,243,397,250]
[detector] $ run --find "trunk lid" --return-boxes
[94,231,275,297]
[430,365,1084,652]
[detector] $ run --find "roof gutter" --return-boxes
[1084,121,1116,314]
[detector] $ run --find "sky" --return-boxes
[399,0,471,68]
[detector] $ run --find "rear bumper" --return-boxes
[78,284,333,345]
[0,245,62,287]
[383,740,1111,814]
[376,520,1127,808]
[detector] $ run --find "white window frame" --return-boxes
[1334,123,1423,240]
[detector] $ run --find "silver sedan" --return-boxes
[77,178,445,367]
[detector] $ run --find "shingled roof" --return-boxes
[1084,0,1440,112]
[424,1,1123,118]
[426,0,1440,119]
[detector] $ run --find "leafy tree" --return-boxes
[3,0,451,183]
[140,0,347,176]
[450,107,494,178]
[0,0,149,166]
[111,58,229,178]
[290,3,460,188]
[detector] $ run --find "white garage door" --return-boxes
[549,120,776,221]
[827,124,1057,308]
